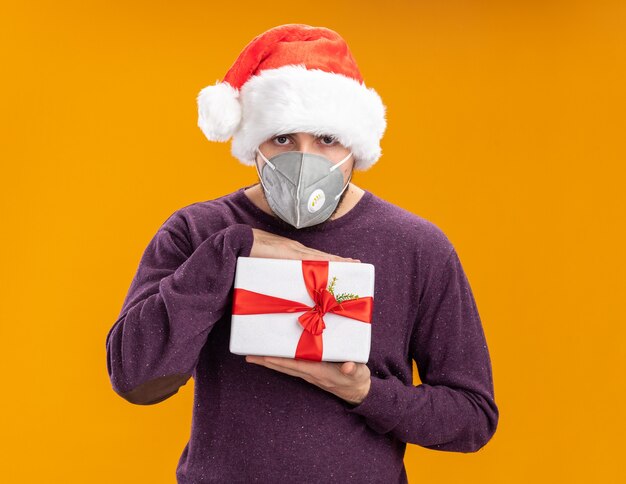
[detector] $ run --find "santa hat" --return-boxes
[196,23,387,171]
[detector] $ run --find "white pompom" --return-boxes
[197,81,242,142]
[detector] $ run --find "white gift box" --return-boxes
[229,256,375,363]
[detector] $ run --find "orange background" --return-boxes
[1,1,625,482]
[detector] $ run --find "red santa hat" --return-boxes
[196,23,387,171]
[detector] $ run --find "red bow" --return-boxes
[232,260,373,361]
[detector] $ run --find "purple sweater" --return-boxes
[106,184,498,483]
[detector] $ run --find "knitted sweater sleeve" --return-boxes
[345,246,499,452]
[105,212,254,405]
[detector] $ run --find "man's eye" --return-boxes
[274,135,290,145]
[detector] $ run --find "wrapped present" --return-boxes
[229,256,375,363]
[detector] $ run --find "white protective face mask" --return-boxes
[254,147,353,229]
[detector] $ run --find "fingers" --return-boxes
[246,356,313,381]
[295,247,359,263]
[292,243,359,262]
[246,357,369,406]
[341,361,357,375]
[251,228,359,262]
[247,356,362,385]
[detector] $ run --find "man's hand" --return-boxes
[245,355,371,405]
[250,228,360,262]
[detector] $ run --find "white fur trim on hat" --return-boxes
[197,81,242,142]
[230,65,387,171]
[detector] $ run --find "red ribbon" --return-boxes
[232,260,373,361]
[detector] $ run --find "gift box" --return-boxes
[229,256,375,363]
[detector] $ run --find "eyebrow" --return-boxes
[276,133,334,138]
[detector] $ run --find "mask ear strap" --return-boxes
[329,152,353,172]
[254,149,273,195]
[334,170,353,201]
[256,147,276,170]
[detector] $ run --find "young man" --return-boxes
[106,24,498,483]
